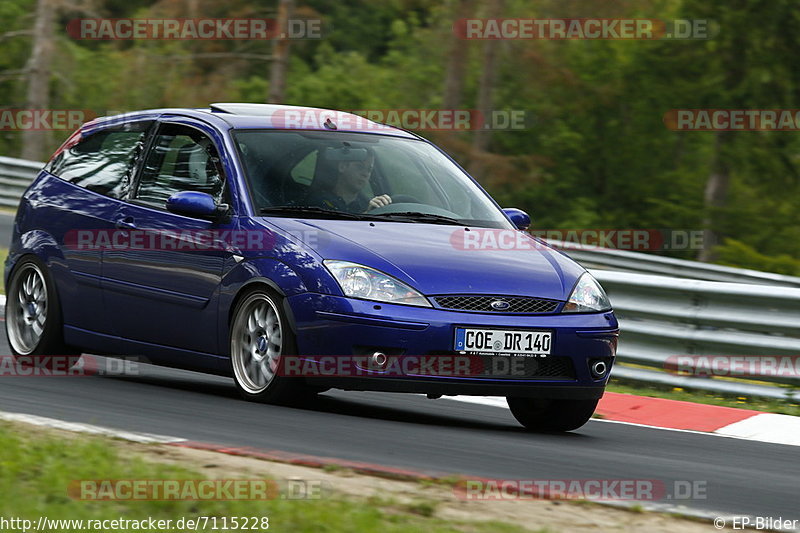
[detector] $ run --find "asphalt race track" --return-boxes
[0,211,797,520]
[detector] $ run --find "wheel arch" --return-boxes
[219,258,307,356]
[5,230,64,288]
[227,278,297,332]
[5,252,75,356]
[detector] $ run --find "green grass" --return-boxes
[606,380,800,417]
[0,423,533,533]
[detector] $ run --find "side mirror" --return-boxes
[167,191,228,220]
[503,208,531,231]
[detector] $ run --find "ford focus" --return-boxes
[4,103,618,431]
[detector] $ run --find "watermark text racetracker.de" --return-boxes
[70,478,328,500]
[666,355,800,378]
[455,18,715,40]
[65,229,275,252]
[63,229,320,252]
[665,109,800,131]
[275,354,556,379]
[0,109,94,130]
[67,17,324,40]
[454,478,707,501]
[0,354,139,377]
[451,228,704,252]
[270,108,530,131]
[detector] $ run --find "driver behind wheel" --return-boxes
[310,148,391,213]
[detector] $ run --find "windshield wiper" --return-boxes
[260,206,375,220]
[370,211,466,225]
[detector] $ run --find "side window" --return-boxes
[134,124,225,207]
[48,121,152,199]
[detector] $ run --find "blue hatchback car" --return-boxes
[5,103,618,431]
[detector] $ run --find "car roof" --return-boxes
[85,103,419,139]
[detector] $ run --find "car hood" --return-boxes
[258,218,586,300]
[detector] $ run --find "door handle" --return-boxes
[115,217,136,230]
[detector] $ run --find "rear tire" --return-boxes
[229,288,314,405]
[507,396,599,432]
[5,256,79,370]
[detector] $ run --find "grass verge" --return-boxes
[0,422,532,533]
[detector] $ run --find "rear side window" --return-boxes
[47,121,153,199]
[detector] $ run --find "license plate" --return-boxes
[454,328,552,356]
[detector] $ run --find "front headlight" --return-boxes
[324,260,431,307]
[563,273,612,313]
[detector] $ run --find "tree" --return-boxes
[442,0,473,110]
[21,0,55,161]
[268,0,295,104]
[471,0,504,155]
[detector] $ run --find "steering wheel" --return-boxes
[367,194,422,214]
[390,194,422,204]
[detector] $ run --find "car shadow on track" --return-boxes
[301,393,592,439]
[101,364,590,438]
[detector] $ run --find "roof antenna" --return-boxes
[323,118,337,130]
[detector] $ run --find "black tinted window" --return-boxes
[48,121,152,199]
[134,124,225,206]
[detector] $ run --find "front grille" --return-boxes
[432,295,560,314]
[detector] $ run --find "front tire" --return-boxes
[229,288,312,404]
[507,397,599,432]
[5,256,79,369]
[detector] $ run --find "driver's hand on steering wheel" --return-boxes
[368,194,392,210]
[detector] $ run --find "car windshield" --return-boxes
[233,130,512,228]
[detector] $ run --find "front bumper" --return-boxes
[286,293,618,398]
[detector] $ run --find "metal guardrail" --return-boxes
[0,156,41,208]
[591,269,800,400]
[552,240,800,287]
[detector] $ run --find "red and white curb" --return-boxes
[595,392,800,446]
[448,393,800,447]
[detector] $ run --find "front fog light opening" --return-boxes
[589,358,610,379]
[372,352,388,367]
